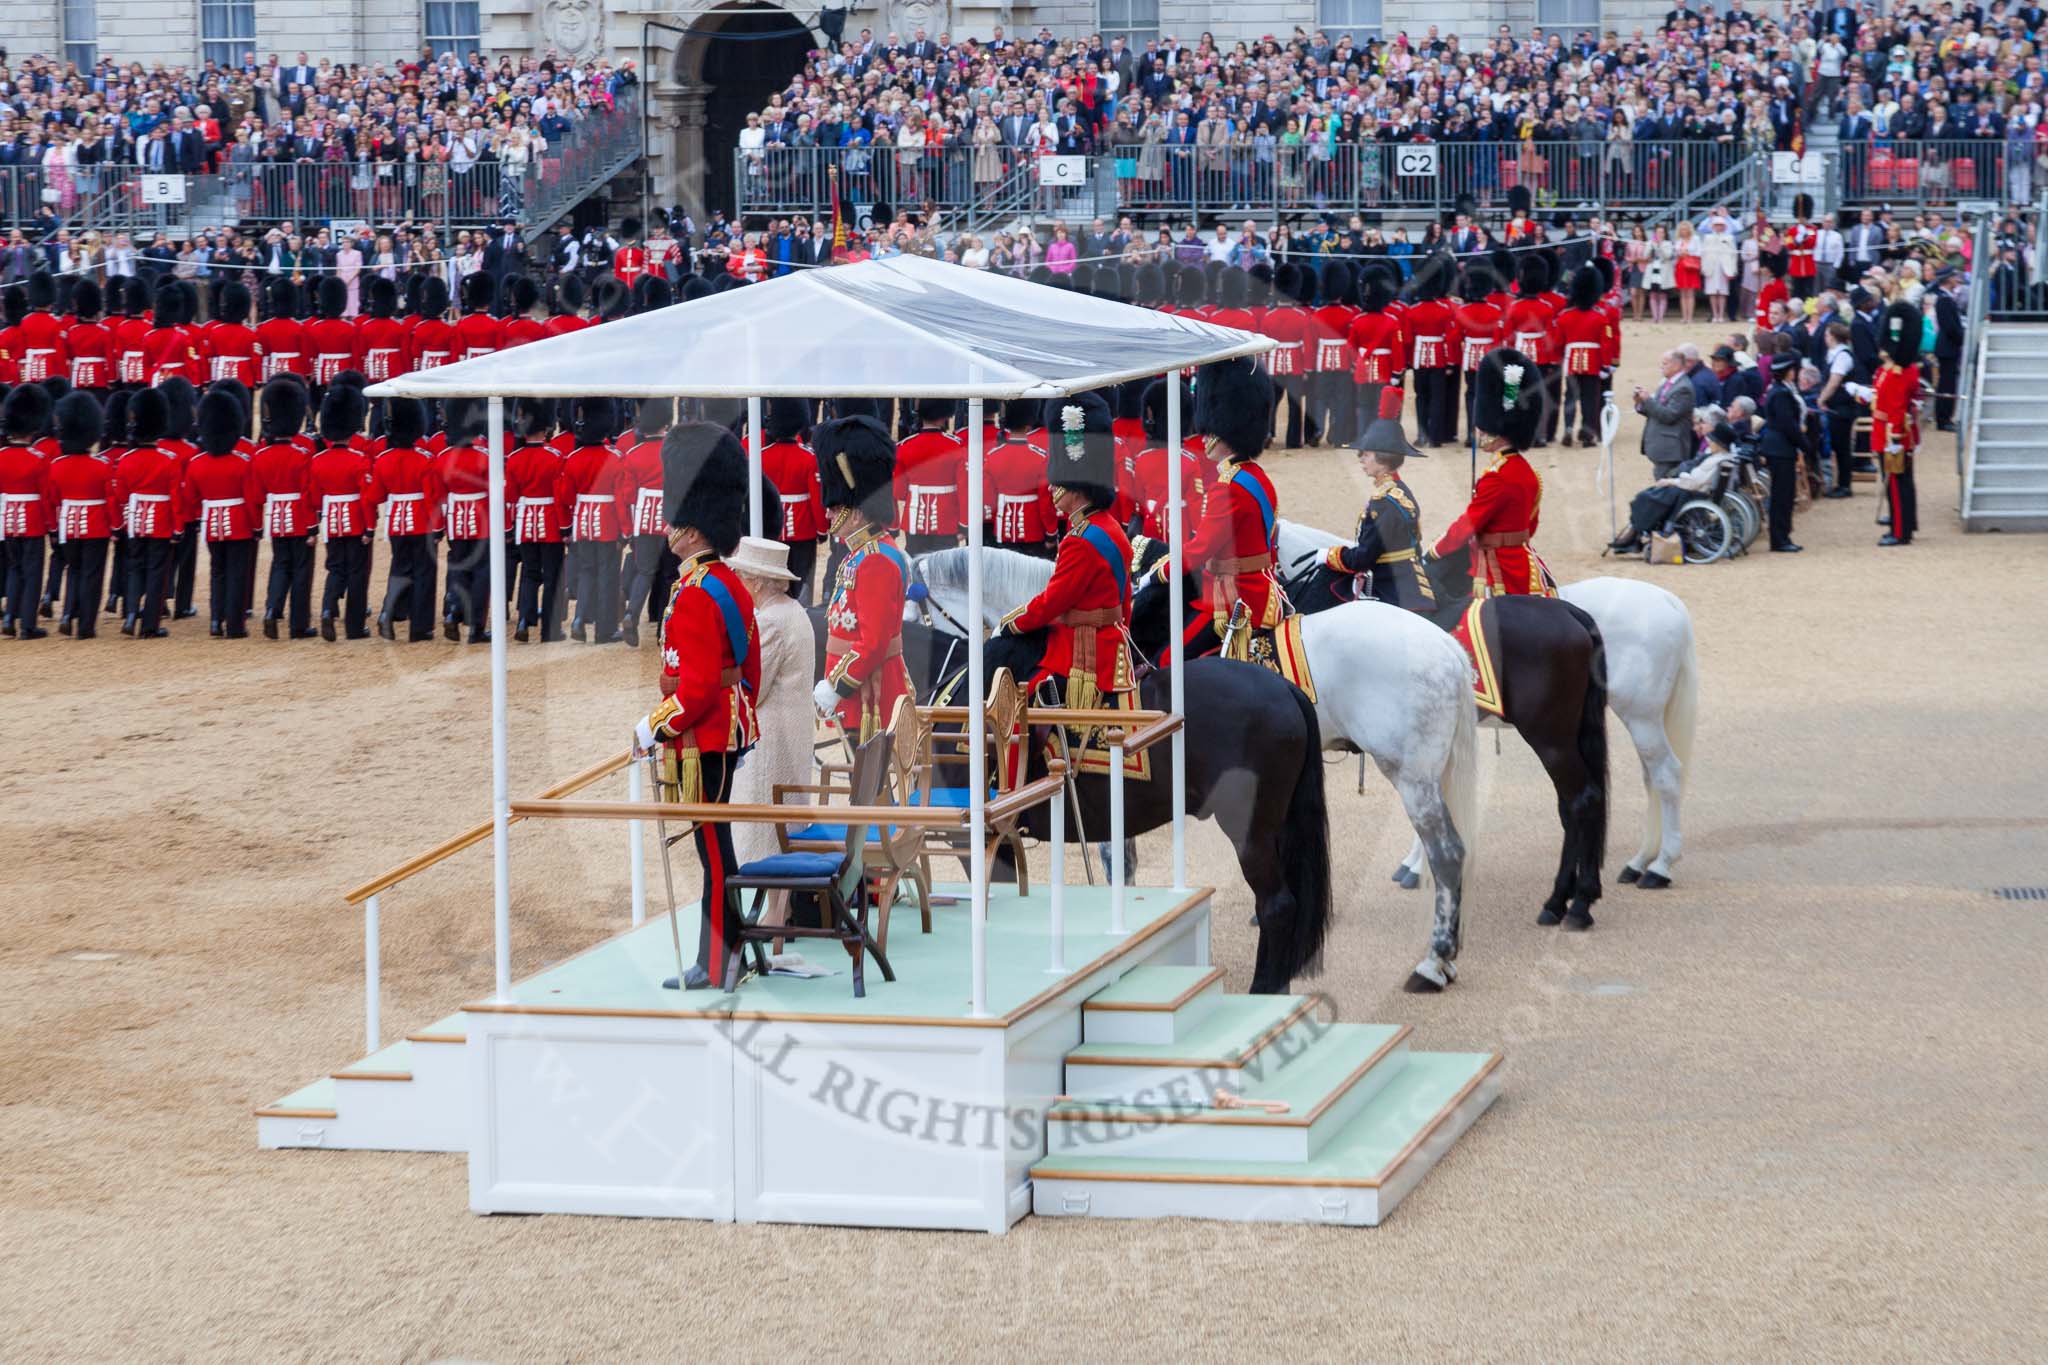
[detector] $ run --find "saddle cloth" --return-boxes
[1233,614,1319,705]
[1451,599,1507,718]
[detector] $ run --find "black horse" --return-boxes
[1267,550,1610,931]
[808,604,1334,993]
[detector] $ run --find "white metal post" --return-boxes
[746,396,765,539]
[628,760,647,926]
[486,396,512,1002]
[1047,772,1066,975]
[1165,368,1188,890]
[966,399,988,1018]
[1109,736,1127,936]
[364,893,381,1054]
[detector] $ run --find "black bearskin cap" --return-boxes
[443,396,486,446]
[509,275,540,315]
[71,279,103,323]
[103,278,129,317]
[662,421,748,553]
[2,383,52,439]
[319,386,367,443]
[42,376,71,402]
[591,277,628,319]
[153,280,184,327]
[317,274,348,319]
[157,377,197,438]
[570,397,618,446]
[1507,184,1534,218]
[999,397,1038,432]
[1043,390,1117,507]
[1248,261,1275,307]
[1194,356,1273,460]
[196,389,244,455]
[330,368,368,392]
[27,270,57,311]
[54,391,103,454]
[552,274,586,315]
[635,275,674,313]
[813,415,896,522]
[1489,248,1516,289]
[1069,262,1097,296]
[461,271,495,314]
[1411,253,1454,303]
[1473,348,1542,451]
[1793,191,1816,221]
[913,396,953,425]
[125,276,153,317]
[634,398,674,437]
[419,275,451,319]
[1360,263,1397,313]
[102,389,131,447]
[2,286,25,328]
[832,396,881,422]
[1097,267,1133,305]
[1517,251,1552,297]
[1133,263,1166,307]
[1458,264,1496,305]
[620,217,643,241]
[128,388,170,445]
[764,396,809,443]
[1591,255,1617,294]
[402,272,425,315]
[1175,262,1206,308]
[1141,377,1194,443]
[366,276,398,318]
[1218,267,1249,311]
[260,376,307,441]
[1029,264,1054,288]
[1568,263,1602,311]
[1881,300,1922,367]
[1319,261,1353,307]
[219,280,252,325]
[268,276,301,320]
[512,397,555,442]
[384,397,428,449]
[206,378,248,433]
[712,273,745,294]
[681,275,714,302]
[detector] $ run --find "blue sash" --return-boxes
[1232,467,1277,550]
[868,540,910,587]
[1079,522,1129,603]
[697,571,754,692]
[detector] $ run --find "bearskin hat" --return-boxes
[1516,251,1552,298]
[591,276,628,320]
[1881,300,1922,367]
[1591,255,1617,295]
[1489,248,1517,290]
[311,274,344,320]
[1175,262,1206,309]
[1472,348,1542,451]
[330,370,368,394]
[1044,390,1118,508]
[267,276,301,321]
[552,273,586,316]
[1568,263,1603,312]
[813,415,896,522]
[1359,263,1397,314]
[1507,184,1534,219]
[1411,252,1454,303]
[459,271,493,314]
[443,396,486,446]
[713,273,745,293]
[26,270,57,311]
[213,279,249,326]
[1793,191,1816,221]
[1218,266,1250,312]
[127,388,169,446]
[384,397,428,449]
[1248,261,1275,308]
[1141,377,1193,443]
[1028,264,1055,289]
[1194,356,1272,461]
[42,375,71,402]
[100,388,131,444]
[619,217,643,242]
[913,396,953,426]
[1319,261,1353,308]
[1458,263,1496,306]
[152,280,184,328]
[1097,267,1133,305]
[635,275,674,313]
[260,376,307,441]
[62,279,103,327]
[2,382,52,440]
[681,275,714,303]
[1133,263,1167,308]
[104,275,130,318]
[54,391,103,454]
[625,398,667,438]
[366,276,398,319]
[500,275,536,317]
[319,385,367,444]
[562,397,612,447]
[1069,262,1097,296]
[196,389,244,456]
[157,377,197,438]
[206,378,249,433]
[124,276,153,317]
[661,421,748,553]
[419,275,451,319]
[763,396,810,443]
[4,285,31,329]
[504,397,549,442]
[1000,397,1039,432]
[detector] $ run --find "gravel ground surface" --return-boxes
[3,322,2045,1362]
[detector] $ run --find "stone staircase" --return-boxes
[1031,966,1500,1226]
[1963,322,2048,531]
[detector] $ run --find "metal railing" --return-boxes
[1838,139,2032,208]
[735,143,1048,222]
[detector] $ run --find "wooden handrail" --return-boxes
[342,749,633,905]
[920,704,1169,727]
[984,772,1067,824]
[509,798,968,828]
[1114,713,1185,755]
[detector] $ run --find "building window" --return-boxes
[1536,0,1600,30]
[1099,0,1159,49]
[424,1,482,59]
[62,0,98,69]
[1319,0,1383,42]
[198,0,256,69]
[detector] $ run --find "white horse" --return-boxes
[911,546,1483,992]
[1275,520,1699,888]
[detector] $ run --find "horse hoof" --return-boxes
[1395,868,1422,891]
[1403,971,1446,993]
[1638,872,1671,890]
[1618,865,1642,884]
[1562,911,1596,932]
[1388,865,1410,884]
[1536,905,1565,926]
[1247,912,1259,926]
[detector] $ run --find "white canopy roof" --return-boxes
[364,254,1273,402]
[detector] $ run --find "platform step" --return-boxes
[1032,1051,1500,1226]
[1048,1021,1409,1162]
[1065,992,1323,1100]
[257,1011,470,1152]
[1081,964,1226,1045]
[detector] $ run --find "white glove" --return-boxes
[633,716,655,756]
[812,679,841,716]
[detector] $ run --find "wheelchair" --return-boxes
[1661,449,1761,564]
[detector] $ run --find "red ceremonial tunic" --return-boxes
[1310,301,1358,374]
[307,445,381,540]
[613,245,649,290]
[1000,508,1135,698]
[1787,224,1818,280]
[0,322,17,383]
[410,315,457,371]
[1503,295,1554,364]
[500,316,546,350]
[1348,310,1408,384]
[256,316,307,379]
[615,436,667,538]
[1263,302,1310,377]
[895,429,968,537]
[823,526,914,742]
[250,441,316,536]
[1752,277,1789,331]
[542,314,591,340]
[1555,306,1607,376]
[506,441,570,544]
[1453,302,1504,372]
[439,442,497,541]
[1435,449,1546,596]
[305,317,358,384]
[562,442,627,541]
[1129,439,1206,544]
[45,453,115,541]
[1184,457,1281,631]
[651,551,760,755]
[111,444,184,538]
[374,445,442,536]
[984,437,1056,546]
[206,320,263,385]
[16,311,69,385]
[1405,298,1456,370]
[453,312,502,364]
[143,325,204,385]
[67,318,113,389]
[1870,361,1920,456]
[113,315,153,385]
[0,442,51,538]
[354,315,408,381]
[1599,297,1623,369]
[1209,304,1256,335]
[759,439,825,541]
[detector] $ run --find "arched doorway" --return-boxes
[674,3,815,224]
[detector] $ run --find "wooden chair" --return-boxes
[919,667,1033,894]
[731,734,896,998]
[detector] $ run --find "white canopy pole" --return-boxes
[966,399,988,1018]
[487,396,512,1001]
[746,396,765,539]
[1166,368,1187,891]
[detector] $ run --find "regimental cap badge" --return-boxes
[1501,364,1524,409]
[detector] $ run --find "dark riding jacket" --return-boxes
[1325,476,1436,613]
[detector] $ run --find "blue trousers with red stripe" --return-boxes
[693,751,744,987]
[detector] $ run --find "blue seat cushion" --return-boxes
[786,822,902,842]
[736,852,841,878]
[927,787,1000,809]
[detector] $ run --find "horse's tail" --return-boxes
[1276,684,1334,982]
[1564,601,1611,884]
[1441,662,1481,890]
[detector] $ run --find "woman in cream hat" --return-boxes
[724,535,812,869]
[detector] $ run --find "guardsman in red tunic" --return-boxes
[1309,261,1358,446]
[998,391,1137,718]
[1787,193,1820,299]
[182,389,260,636]
[256,278,307,383]
[1752,260,1789,334]
[18,272,71,388]
[354,276,407,382]
[1485,249,1518,314]
[1870,300,1923,546]
[1452,262,1506,445]
[374,397,441,642]
[1434,349,1551,597]
[895,396,967,556]
[562,397,628,643]
[0,384,53,637]
[631,421,757,991]
[1348,264,1408,440]
[1555,264,1609,448]
[66,279,113,398]
[758,396,825,599]
[409,276,456,373]
[1406,253,1459,448]
[543,275,591,339]
[205,280,263,389]
[1208,265,1256,336]
[619,398,677,642]
[0,285,25,385]
[43,392,111,638]
[309,385,380,639]
[1503,254,1557,448]
[813,415,913,744]
[1263,263,1317,448]
[505,397,570,643]
[112,277,155,389]
[1152,355,1283,661]
[305,276,357,401]
[984,400,1058,559]
[110,388,182,637]
[142,281,203,387]
[453,272,501,363]
[612,216,649,291]
[501,276,547,349]
[1129,378,1204,545]
[437,396,497,644]
[250,377,317,638]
